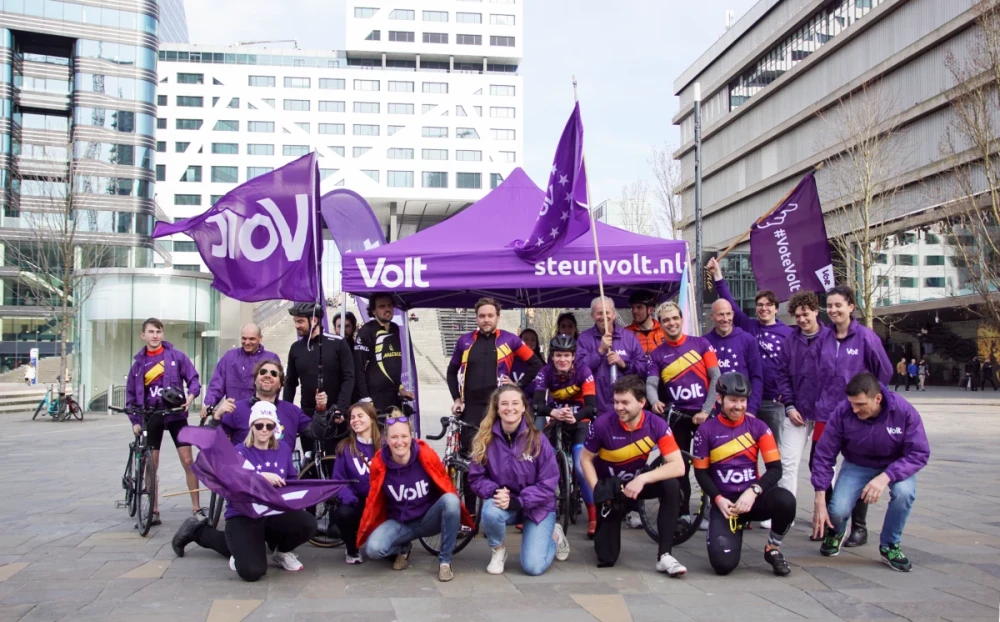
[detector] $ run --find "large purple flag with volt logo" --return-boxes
[511,103,591,262]
[152,153,321,302]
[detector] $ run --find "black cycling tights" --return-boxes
[706,487,796,576]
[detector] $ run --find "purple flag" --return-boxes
[321,189,387,254]
[179,426,349,519]
[511,103,590,262]
[153,153,321,302]
[749,173,835,302]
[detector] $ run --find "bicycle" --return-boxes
[421,415,482,556]
[637,408,709,547]
[32,386,82,422]
[297,437,345,548]
[548,419,583,534]
[198,408,224,529]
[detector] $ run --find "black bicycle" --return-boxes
[198,408,225,529]
[548,420,583,534]
[297,438,345,548]
[421,415,482,556]
[638,408,708,547]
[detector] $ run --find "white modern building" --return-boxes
[154,0,524,292]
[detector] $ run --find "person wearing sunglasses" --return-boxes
[469,385,569,576]
[357,410,475,582]
[331,402,381,564]
[201,323,279,423]
[171,402,317,581]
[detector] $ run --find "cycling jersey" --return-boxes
[126,341,200,425]
[584,411,678,482]
[625,319,667,354]
[692,414,779,497]
[530,361,596,419]
[447,329,539,402]
[647,335,719,412]
[354,319,403,410]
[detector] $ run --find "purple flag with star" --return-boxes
[511,103,590,262]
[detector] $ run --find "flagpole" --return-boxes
[311,154,325,407]
[573,77,616,382]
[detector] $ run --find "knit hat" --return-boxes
[249,401,281,439]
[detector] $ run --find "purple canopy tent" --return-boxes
[341,168,688,308]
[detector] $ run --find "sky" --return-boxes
[187,0,757,205]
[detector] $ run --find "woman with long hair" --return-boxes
[511,328,543,386]
[332,402,382,564]
[556,313,579,339]
[469,385,568,576]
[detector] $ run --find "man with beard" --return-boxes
[355,293,414,411]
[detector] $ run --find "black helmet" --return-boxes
[549,334,577,353]
[288,302,324,319]
[628,289,656,307]
[716,372,752,398]
[161,386,186,409]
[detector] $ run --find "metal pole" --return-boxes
[693,82,704,334]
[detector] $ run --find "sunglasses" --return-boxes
[385,415,410,426]
[258,368,279,378]
[253,422,276,431]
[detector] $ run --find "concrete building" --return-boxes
[673,0,997,379]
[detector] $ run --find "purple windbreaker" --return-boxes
[576,324,647,416]
[811,386,930,490]
[126,341,200,425]
[775,325,832,422]
[705,326,764,416]
[468,418,559,525]
[203,346,280,406]
[814,320,893,420]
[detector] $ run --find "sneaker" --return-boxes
[844,525,868,548]
[586,505,597,540]
[553,523,570,562]
[149,512,162,527]
[170,516,204,558]
[879,544,912,572]
[764,547,791,576]
[698,517,709,531]
[625,511,642,529]
[345,552,364,565]
[271,550,303,572]
[820,530,845,557]
[229,556,236,572]
[393,542,412,571]
[759,519,772,530]
[487,546,508,575]
[192,508,207,520]
[438,563,454,582]
[656,552,687,577]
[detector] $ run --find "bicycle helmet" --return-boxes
[549,334,577,353]
[288,302,324,319]
[628,289,657,308]
[716,371,752,398]
[161,386,186,409]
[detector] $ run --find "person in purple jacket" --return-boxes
[707,257,792,445]
[812,373,930,572]
[704,299,764,418]
[332,402,381,564]
[576,296,647,418]
[200,323,279,420]
[470,385,570,575]
[126,318,200,525]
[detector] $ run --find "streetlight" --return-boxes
[693,82,704,332]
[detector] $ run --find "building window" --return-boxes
[180,166,202,182]
[211,195,225,204]
[490,128,515,140]
[457,127,480,139]
[423,172,448,188]
[423,32,449,44]
[156,141,166,152]
[293,122,311,133]
[355,7,377,17]
[354,124,379,136]
[284,99,311,111]
[924,277,946,288]
[491,173,504,188]
[327,146,346,157]
[388,171,414,187]
[423,82,448,94]
[490,36,515,47]
[457,12,482,23]
[362,170,380,182]
[176,119,203,130]
[896,277,916,288]
[384,148,413,160]
[284,77,311,88]
[365,30,381,40]
[174,241,198,252]
[389,81,414,92]
[248,144,274,156]
[155,164,165,181]
[248,121,275,133]
[499,150,516,162]
[924,255,946,266]
[457,34,482,45]
[174,194,202,205]
[490,84,515,96]
[354,102,380,113]
[249,75,276,87]
[389,9,414,20]
[388,103,414,115]
[319,168,337,180]
[423,10,448,21]
[176,96,203,107]
[247,166,273,180]
[157,94,167,106]
[456,150,482,161]
[423,127,448,138]
[319,100,345,112]
[352,147,371,158]
[177,72,204,84]
[490,106,516,118]
[422,104,438,114]
[389,31,415,42]
[422,149,448,160]
[212,143,238,154]
[227,97,240,108]
[474,106,483,116]
[490,14,515,25]
[211,166,238,183]
[456,172,482,189]
[894,254,916,266]
[176,142,190,152]
[284,145,309,156]
[213,120,239,131]
[320,78,345,89]
[319,123,346,134]
[354,79,380,91]
[388,125,404,135]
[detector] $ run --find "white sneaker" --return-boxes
[553,523,570,561]
[271,550,304,572]
[345,552,364,565]
[759,519,772,529]
[487,546,507,575]
[229,556,236,572]
[656,553,687,577]
[698,517,709,531]
[626,511,642,529]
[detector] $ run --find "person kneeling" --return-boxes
[470,385,570,576]
[357,410,475,582]
[579,375,687,576]
[692,372,794,576]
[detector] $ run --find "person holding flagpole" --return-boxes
[577,297,647,422]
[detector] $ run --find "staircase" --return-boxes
[0,355,73,385]
[406,309,448,386]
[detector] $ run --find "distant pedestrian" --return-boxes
[906,359,917,392]
[23,364,35,386]
[964,357,980,392]
[982,360,997,392]
[894,358,906,392]
[917,359,928,391]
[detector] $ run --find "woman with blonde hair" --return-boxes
[332,402,382,564]
[469,385,568,576]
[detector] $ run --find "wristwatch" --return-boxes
[751,484,763,495]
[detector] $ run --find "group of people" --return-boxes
[126,271,932,583]
[960,356,997,391]
[893,358,929,392]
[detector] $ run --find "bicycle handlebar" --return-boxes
[425,415,477,441]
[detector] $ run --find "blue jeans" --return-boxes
[481,501,556,576]
[365,493,460,564]
[828,461,916,547]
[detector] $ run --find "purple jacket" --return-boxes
[705,327,764,416]
[333,439,375,506]
[576,324,647,416]
[126,342,200,425]
[203,346,280,406]
[775,325,831,422]
[811,386,930,490]
[468,418,559,525]
[815,320,893,420]
[218,399,312,451]
[714,278,792,401]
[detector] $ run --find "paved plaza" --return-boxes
[0,387,998,621]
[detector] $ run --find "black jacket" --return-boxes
[284,332,355,416]
[354,319,403,401]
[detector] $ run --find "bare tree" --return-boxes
[649,144,684,239]
[942,0,1000,332]
[819,80,909,328]
[531,307,563,344]
[618,179,653,236]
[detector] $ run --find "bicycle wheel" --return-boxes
[638,451,707,547]
[122,446,137,517]
[207,493,224,529]
[32,399,45,421]
[298,456,344,548]
[69,400,83,421]
[554,449,572,534]
[419,461,481,556]
[136,449,156,537]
